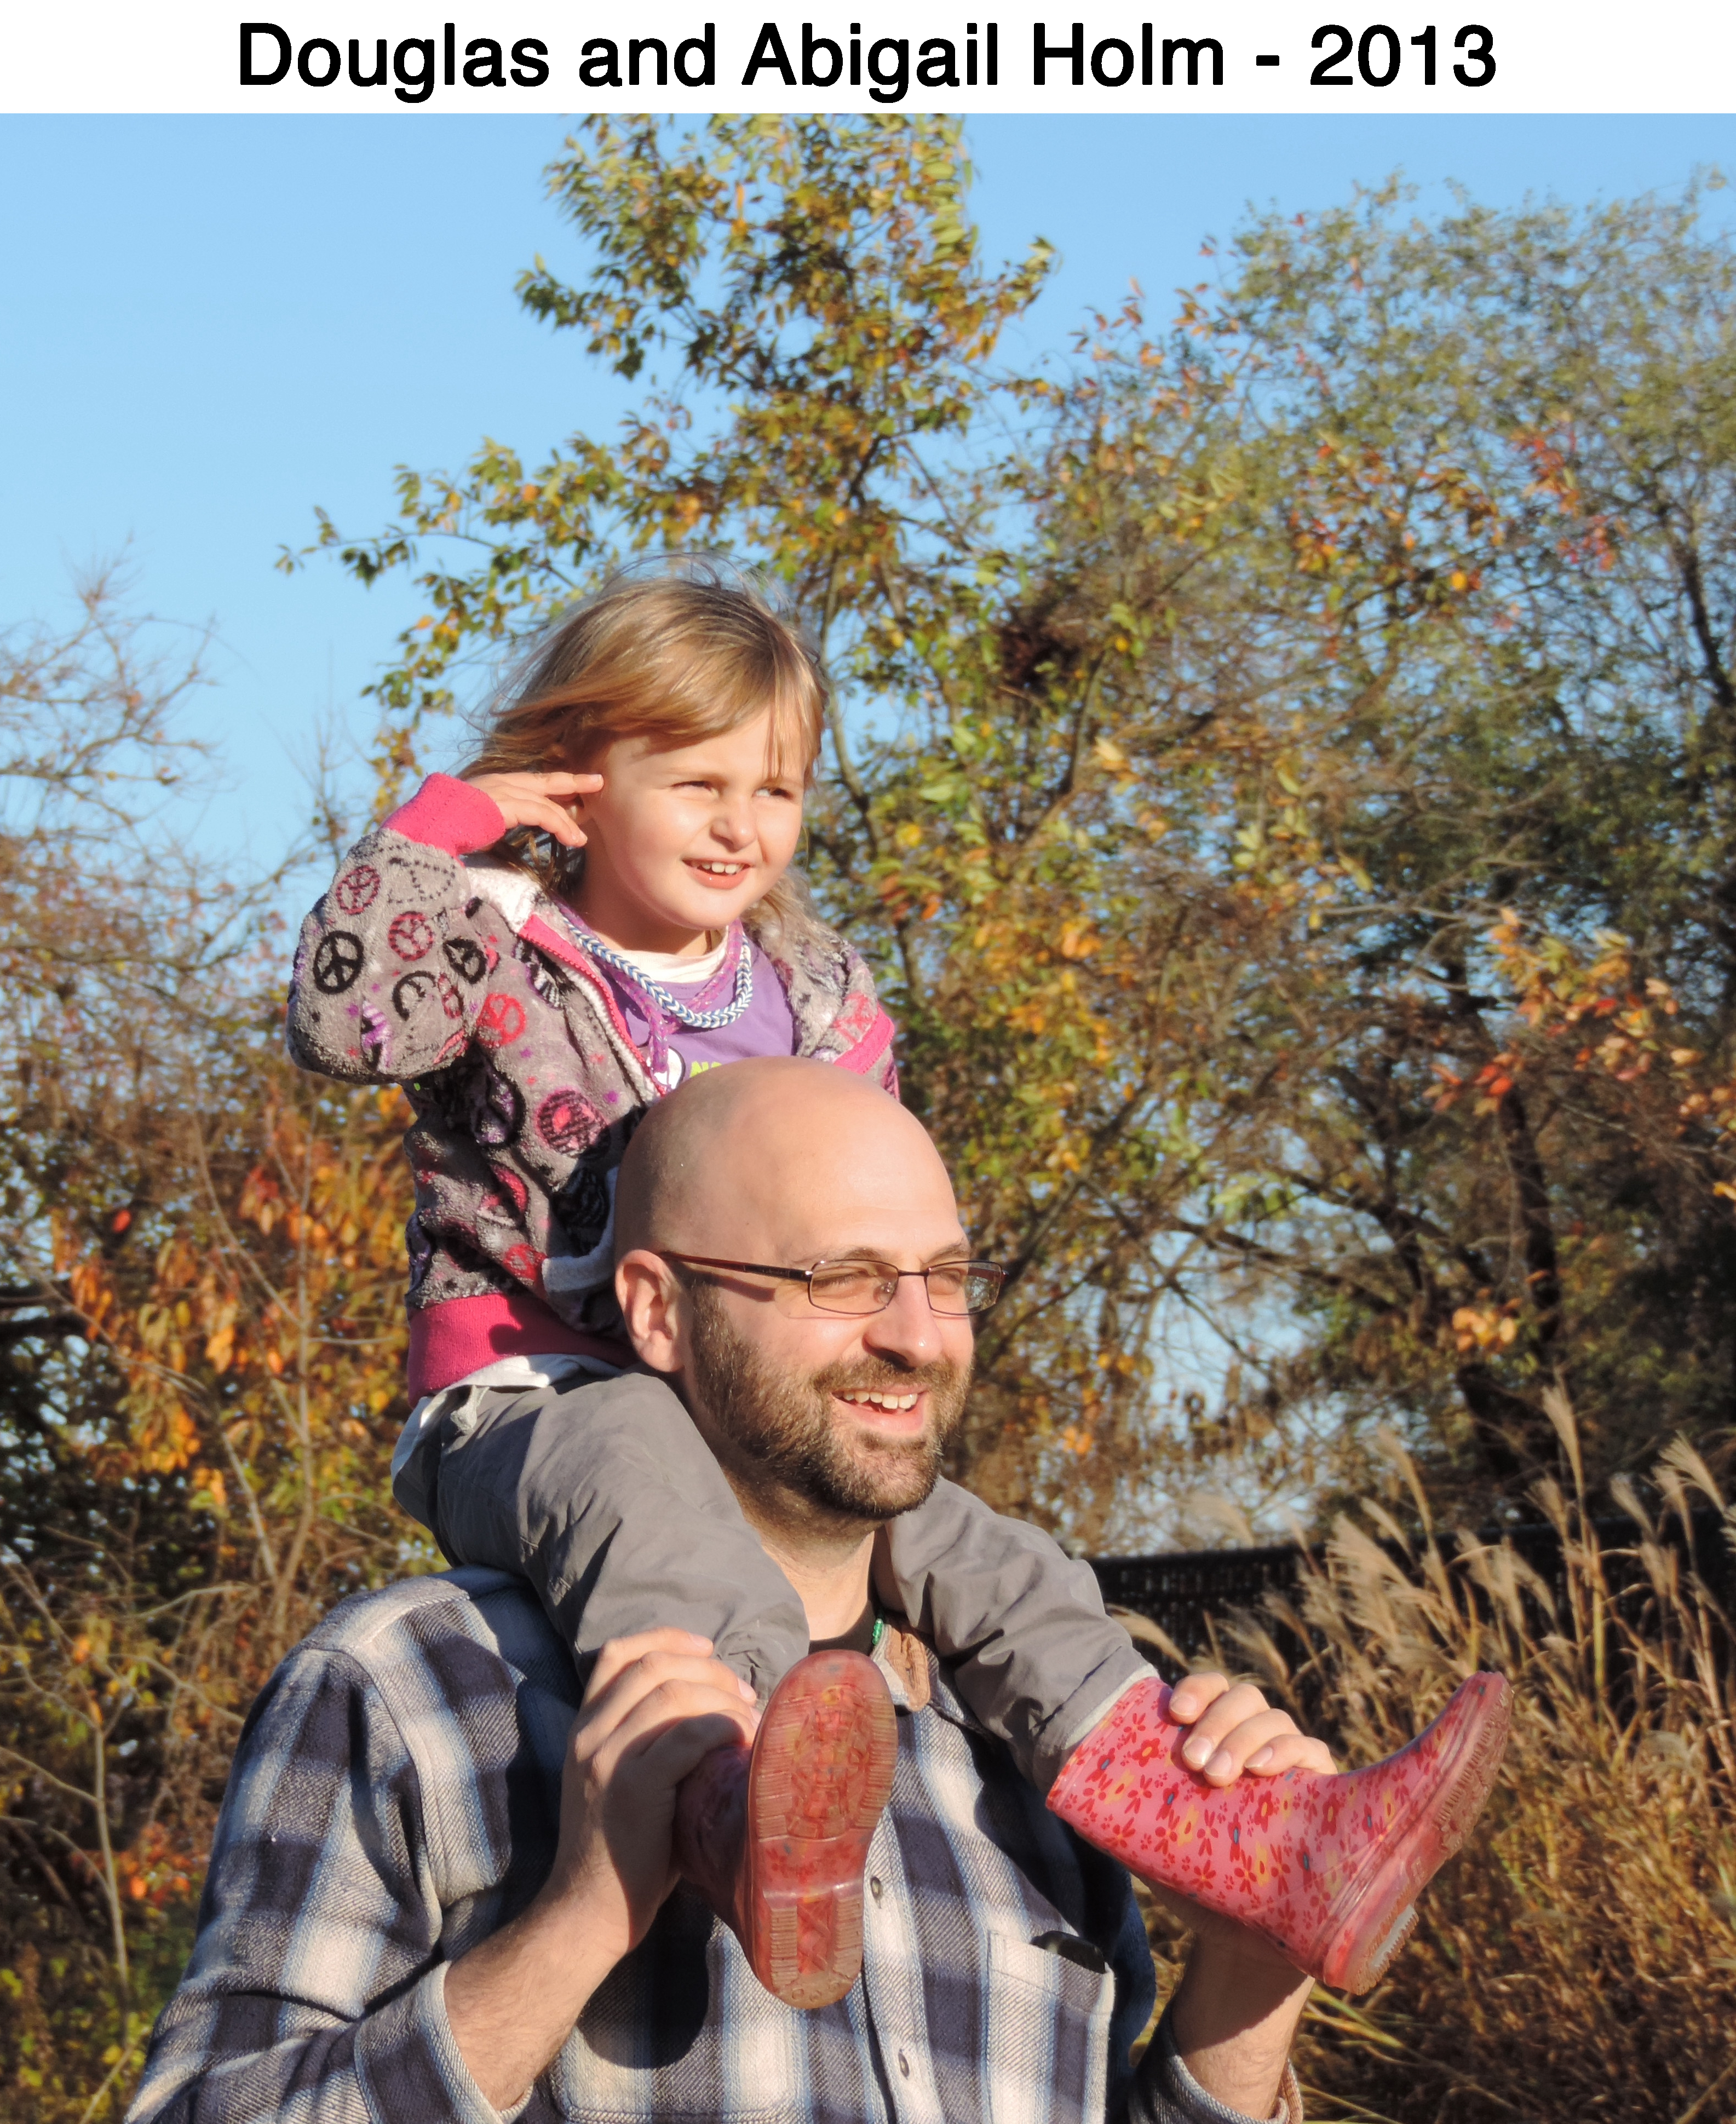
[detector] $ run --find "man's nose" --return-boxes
[861,1274,943,1364]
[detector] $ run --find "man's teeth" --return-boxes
[841,1391,919,1411]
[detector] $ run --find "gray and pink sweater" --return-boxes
[285,775,898,1398]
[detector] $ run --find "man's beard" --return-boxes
[685,1284,970,1524]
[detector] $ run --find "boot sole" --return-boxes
[745,1650,898,2010]
[1317,1672,1511,1993]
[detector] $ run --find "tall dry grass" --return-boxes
[1148,1396,1736,2123]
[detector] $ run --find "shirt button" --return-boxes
[869,1877,884,1901]
[898,2051,911,2079]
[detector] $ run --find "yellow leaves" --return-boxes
[1057,923,1098,961]
[204,1321,235,1374]
[190,1467,228,1517]
[128,1400,199,1475]
[1452,1303,1520,1354]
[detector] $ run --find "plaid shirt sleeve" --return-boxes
[125,1641,501,2124]
[1126,2010,1304,2124]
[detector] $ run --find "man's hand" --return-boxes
[1168,1670,1336,1785]
[445,1630,755,2110]
[465,769,603,850]
[1156,1673,1329,2120]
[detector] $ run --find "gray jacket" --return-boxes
[285,773,897,1386]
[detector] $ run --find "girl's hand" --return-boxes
[466,770,603,850]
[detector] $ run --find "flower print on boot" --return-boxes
[1047,1670,1510,1994]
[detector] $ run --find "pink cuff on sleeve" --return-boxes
[383,774,506,856]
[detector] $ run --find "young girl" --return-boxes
[286,561,1505,2013]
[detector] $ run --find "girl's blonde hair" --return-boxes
[463,558,829,932]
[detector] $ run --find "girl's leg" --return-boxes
[395,1369,809,1701]
[879,1481,1151,1789]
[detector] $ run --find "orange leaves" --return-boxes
[1514,424,1624,572]
[1486,913,1693,1091]
[1287,431,1506,635]
[123,1399,201,1475]
[1451,1303,1520,1355]
[203,1313,236,1375]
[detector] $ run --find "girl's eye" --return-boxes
[756,784,799,801]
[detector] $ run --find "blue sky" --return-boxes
[3,113,1732,871]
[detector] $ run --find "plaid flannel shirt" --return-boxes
[127,1570,1298,2124]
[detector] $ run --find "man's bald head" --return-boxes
[614,1058,957,1265]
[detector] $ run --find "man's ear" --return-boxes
[615,1248,686,1374]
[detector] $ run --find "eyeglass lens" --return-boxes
[804,1260,1003,1315]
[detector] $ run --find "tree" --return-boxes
[313,125,1736,1540]
[0,580,414,2114]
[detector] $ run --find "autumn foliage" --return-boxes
[8,125,1736,2115]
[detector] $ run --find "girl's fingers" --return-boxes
[528,772,604,794]
[517,798,588,847]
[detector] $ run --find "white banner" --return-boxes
[4,1,1729,113]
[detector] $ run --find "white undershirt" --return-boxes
[610,933,729,986]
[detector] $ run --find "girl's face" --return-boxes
[570,709,808,955]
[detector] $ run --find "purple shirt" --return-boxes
[589,925,800,1092]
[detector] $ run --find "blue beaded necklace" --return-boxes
[559,910,756,1030]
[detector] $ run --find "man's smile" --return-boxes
[831,1386,928,1434]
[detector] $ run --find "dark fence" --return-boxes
[1090,1507,1735,1668]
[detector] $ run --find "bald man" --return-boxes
[129,1061,1319,2124]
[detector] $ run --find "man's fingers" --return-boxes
[593,1693,756,1786]
[582,1630,718,1709]
[582,1648,756,1749]
[1189,1707,1320,1784]
[1244,1733,1337,1778]
[1167,1672,1232,1727]
[1167,1674,1228,1725]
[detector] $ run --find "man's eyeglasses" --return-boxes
[660,1252,1005,1317]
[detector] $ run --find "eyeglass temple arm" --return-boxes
[658,1252,811,1285]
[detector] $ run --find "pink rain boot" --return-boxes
[673,1649,898,2009]
[1047,1671,1510,1993]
